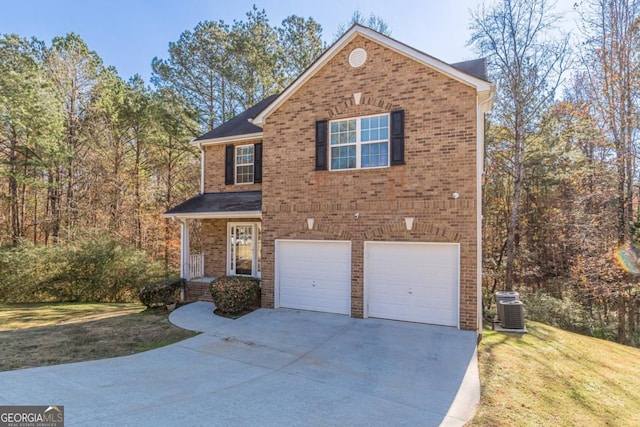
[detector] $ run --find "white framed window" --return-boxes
[330,114,389,170]
[235,145,254,184]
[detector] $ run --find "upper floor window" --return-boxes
[235,145,254,184]
[330,114,389,170]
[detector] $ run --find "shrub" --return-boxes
[42,238,168,302]
[210,276,260,314]
[520,291,593,335]
[0,244,64,302]
[0,237,168,303]
[139,278,184,308]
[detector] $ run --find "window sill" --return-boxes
[328,165,391,172]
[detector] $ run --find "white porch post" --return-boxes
[179,219,190,302]
[180,219,190,281]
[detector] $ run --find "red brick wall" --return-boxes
[259,35,479,330]
[201,219,227,278]
[203,139,263,193]
[184,281,212,302]
[201,218,261,278]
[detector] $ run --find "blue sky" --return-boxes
[0,0,576,83]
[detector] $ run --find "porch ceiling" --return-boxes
[163,191,261,219]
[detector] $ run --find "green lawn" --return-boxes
[0,302,144,330]
[470,320,640,426]
[0,303,197,371]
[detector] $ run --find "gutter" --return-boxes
[162,211,262,220]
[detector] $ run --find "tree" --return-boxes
[44,33,104,243]
[151,20,233,132]
[277,16,325,81]
[0,35,63,245]
[470,0,571,290]
[123,75,154,249]
[149,88,199,268]
[334,11,392,40]
[152,8,328,133]
[229,6,283,110]
[577,0,640,344]
[579,0,639,246]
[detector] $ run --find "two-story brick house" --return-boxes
[164,25,494,332]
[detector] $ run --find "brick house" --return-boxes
[164,25,494,332]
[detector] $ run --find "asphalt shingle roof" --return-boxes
[164,191,261,215]
[194,95,279,142]
[451,58,489,82]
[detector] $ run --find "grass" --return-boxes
[3,303,638,425]
[0,302,144,330]
[0,303,198,372]
[470,320,640,426]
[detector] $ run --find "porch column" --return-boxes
[180,219,190,281]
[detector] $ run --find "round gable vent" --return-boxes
[348,48,367,68]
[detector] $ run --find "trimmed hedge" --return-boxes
[210,276,260,314]
[139,278,184,308]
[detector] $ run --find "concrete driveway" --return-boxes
[0,302,479,426]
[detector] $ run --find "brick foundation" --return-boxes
[184,280,213,302]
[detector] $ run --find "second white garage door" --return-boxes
[365,242,459,327]
[276,240,351,315]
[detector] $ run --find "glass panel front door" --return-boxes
[229,223,260,277]
[234,225,253,275]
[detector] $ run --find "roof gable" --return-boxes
[253,24,493,126]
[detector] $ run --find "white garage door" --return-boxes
[276,240,351,315]
[365,242,459,327]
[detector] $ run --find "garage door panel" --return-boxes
[277,240,351,315]
[280,282,348,298]
[280,293,346,313]
[280,269,350,287]
[366,242,459,327]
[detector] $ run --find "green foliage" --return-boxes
[520,291,596,336]
[210,276,260,314]
[277,15,324,80]
[0,238,167,303]
[0,35,65,245]
[0,244,63,302]
[139,278,183,308]
[152,7,324,132]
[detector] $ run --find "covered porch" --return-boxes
[163,191,262,302]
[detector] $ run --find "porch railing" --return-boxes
[189,253,204,279]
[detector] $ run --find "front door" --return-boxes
[228,223,261,277]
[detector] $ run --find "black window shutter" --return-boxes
[315,120,328,170]
[390,110,405,166]
[253,143,263,183]
[225,144,234,185]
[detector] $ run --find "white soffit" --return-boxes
[191,132,263,147]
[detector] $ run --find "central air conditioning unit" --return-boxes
[495,291,520,322]
[500,300,525,330]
